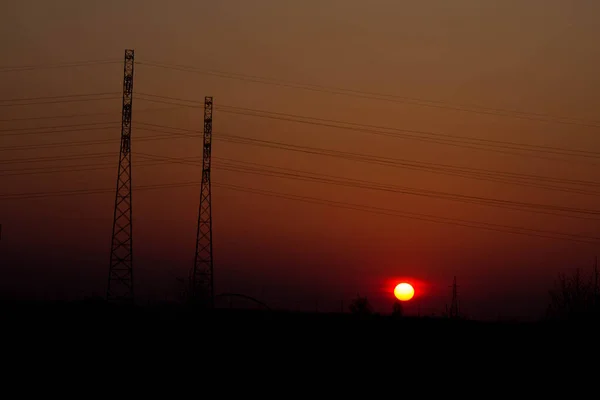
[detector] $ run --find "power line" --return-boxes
[3,114,597,192]
[215,160,600,218]
[0,158,174,176]
[135,60,600,129]
[0,92,120,103]
[0,59,121,72]
[214,106,594,164]
[218,133,600,195]
[6,116,582,202]
[0,95,120,107]
[3,115,597,194]
[3,121,600,223]
[212,183,600,244]
[0,131,191,152]
[3,58,597,125]
[217,134,600,194]
[139,152,600,221]
[17,57,592,130]
[0,121,119,136]
[133,123,600,196]
[6,156,591,222]
[0,152,115,165]
[2,146,599,222]
[218,134,600,196]
[0,129,120,151]
[215,104,600,159]
[135,93,598,163]
[11,93,600,169]
[142,92,585,156]
[0,105,183,123]
[142,95,579,165]
[0,178,598,245]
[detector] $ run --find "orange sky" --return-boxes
[1,0,600,319]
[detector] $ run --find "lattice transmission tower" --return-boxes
[192,96,214,307]
[449,276,459,318]
[107,49,135,303]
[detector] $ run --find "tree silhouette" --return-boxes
[548,267,599,320]
[175,277,189,302]
[174,276,211,307]
[392,300,403,317]
[349,294,373,315]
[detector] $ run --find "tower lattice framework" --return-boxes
[192,96,214,307]
[107,49,135,303]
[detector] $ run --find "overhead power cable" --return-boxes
[0,177,597,245]
[2,145,599,221]
[135,93,599,163]
[0,92,120,103]
[0,121,119,136]
[0,59,121,72]
[0,131,188,152]
[133,122,600,196]
[137,151,600,220]
[0,93,120,107]
[136,60,600,129]
[2,114,596,193]
[0,105,185,123]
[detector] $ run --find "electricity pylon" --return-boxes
[107,49,135,304]
[192,96,214,307]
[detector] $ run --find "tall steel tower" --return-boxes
[192,96,214,307]
[449,276,459,318]
[107,49,135,303]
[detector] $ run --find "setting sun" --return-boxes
[394,283,415,301]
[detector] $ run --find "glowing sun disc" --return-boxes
[394,283,415,301]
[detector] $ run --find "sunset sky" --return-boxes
[1,0,600,320]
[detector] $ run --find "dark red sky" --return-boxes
[1,0,600,320]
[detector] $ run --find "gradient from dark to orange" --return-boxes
[1,0,599,319]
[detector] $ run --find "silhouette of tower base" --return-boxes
[107,49,135,304]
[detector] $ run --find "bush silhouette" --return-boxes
[349,294,373,315]
[548,267,599,320]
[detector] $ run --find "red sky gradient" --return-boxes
[1,0,600,320]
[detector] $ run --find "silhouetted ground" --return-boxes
[2,299,591,389]
[3,298,599,370]
[2,298,597,333]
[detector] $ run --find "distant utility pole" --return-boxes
[594,256,598,309]
[449,276,459,319]
[192,96,214,307]
[107,49,135,304]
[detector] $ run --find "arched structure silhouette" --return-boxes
[215,292,272,310]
